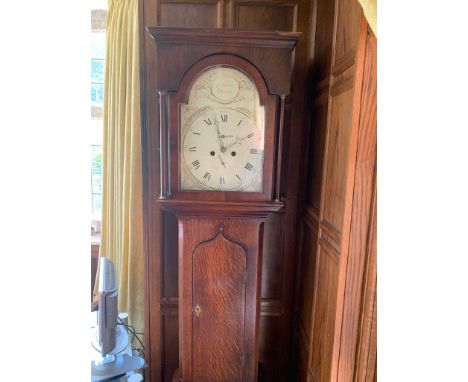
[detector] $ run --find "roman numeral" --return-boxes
[204,118,212,126]
[250,149,259,154]
[221,114,227,122]
[204,172,211,180]
[236,174,242,181]
[188,146,197,152]
[192,131,201,135]
[245,163,253,171]
[247,132,254,138]
[192,160,200,169]
[220,177,225,185]
[237,120,242,126]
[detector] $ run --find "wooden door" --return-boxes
[175,216,266,382]
[192,234,247,381]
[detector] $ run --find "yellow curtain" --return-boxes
[357,0,377,35]
[99,0,144,338]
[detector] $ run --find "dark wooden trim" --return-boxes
[159,199,284,217]
[159,90,169,199]
[148,27,301,48]
[274,95,286,202]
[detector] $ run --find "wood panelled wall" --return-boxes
[292,0,377,381]
[139,1,315,381]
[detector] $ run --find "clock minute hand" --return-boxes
[224,134,249,150]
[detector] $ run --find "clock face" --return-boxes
[182,107,263,191]
[180,66,265,192]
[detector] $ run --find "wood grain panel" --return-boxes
[161,298,281,314]
[297,221,318,340]
[159,0,223,28]
[321,87,355,234]
[339,23,377,382]
[261,213,284,299]
[163,213,284,300]
[258,315,280,381]
[292,315,310,382]
[354,201,376,382]
[233,0,298,31]
[333,0,361,65]
[177,216,267,382]
[163,314,179,382]
[291,3,377,382]
[192,233,247,381]
[274,0,314,377]
[312,0,335,81]
[163,212,178,298]
[306,102,328,210]
[310,246,339,382]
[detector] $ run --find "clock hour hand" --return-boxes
[217,154,227,169]
[213,119,226,150]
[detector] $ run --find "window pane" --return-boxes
[91,145,103,216]
[91,83,104,105]
[91,33,106,58]
[91,59,105,83]
[92,194,102,216]
[90,119,103,145]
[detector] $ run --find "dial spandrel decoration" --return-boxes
[180,66,265,192]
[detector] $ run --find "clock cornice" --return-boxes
[146,27,302,95]
[147,27,301,49]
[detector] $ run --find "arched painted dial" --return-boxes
[182,108,264,191]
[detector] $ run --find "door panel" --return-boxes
[159,0,223,28]
[192,234,247,381]
[234,1,297,31]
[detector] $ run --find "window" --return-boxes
[91,1,107,225]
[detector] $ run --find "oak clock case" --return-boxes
[146,28,300,382]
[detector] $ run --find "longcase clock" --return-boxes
[146,27,300,382]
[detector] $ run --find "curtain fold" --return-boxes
[99,0,144,338]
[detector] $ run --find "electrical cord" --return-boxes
[117,316,145,359]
